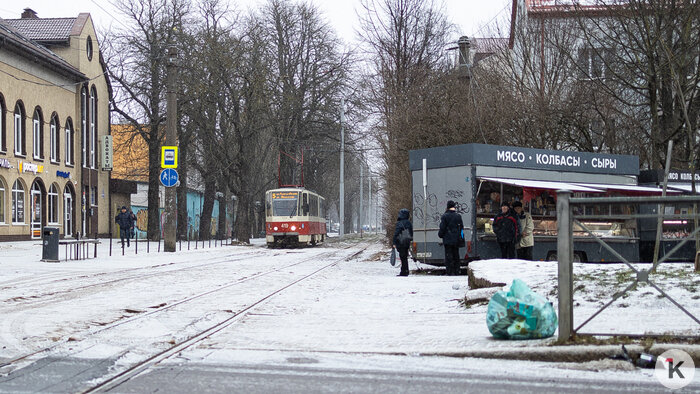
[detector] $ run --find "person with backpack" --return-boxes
[493,201,521,259]
[438,200,464,276]
[115,206,134,247]
[392,208,413,277]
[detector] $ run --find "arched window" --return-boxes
[11,179,25,224]
[0,176,6,223]
[81,86,88,167]
[14,102,25,156]
[32,107,43,159]
[0,94,6,152]
[48,183,59,224]
[90,86,97,169]
[65,118,74,165]
[50,114,60,163]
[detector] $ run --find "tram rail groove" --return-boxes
[82,248,364,393]
[0,246,359,380]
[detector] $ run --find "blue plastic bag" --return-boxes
[486,279,557,339]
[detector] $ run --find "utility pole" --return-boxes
[164,46,178,252]
[339,99,345,238]
[368,175,372,234]
[359,164,363,238]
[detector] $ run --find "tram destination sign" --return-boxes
[409,143,639,175]
[271,191,298,199]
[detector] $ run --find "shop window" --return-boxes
[65,118,74,165]
[81,86,88,167]
[90,86,97,169]
[0,177,5,223]
[32,107,43,160]
[48,183,59,224]
[91,186,98,206]
[12,179,25,224]
[50,114,60,163]
[14,102,25,156]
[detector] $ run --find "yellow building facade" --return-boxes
[0,9,111,240]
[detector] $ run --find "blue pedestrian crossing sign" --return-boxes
[160,168,179,187]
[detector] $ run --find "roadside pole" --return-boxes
[339,99,345,238]
[164,46,178,252]
[556,190,573,342]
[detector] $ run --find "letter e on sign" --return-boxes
[161,146,178,168]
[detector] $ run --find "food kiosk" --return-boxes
[409,143,660,264]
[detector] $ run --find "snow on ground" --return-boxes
[469,259,700,336]
[0,235,699,390]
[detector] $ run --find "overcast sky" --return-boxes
[0,0,512,44]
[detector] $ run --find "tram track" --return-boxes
[0,249,283,308]
[82,246,365,393]
[0,245,364,388]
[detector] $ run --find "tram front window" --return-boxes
[273,199,298,216]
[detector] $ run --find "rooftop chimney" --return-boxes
[21,8,38,19]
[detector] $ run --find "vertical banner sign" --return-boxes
[101,135,113,171]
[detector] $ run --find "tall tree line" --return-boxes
[107,0,361,241]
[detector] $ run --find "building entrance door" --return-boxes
[31,184,42,239]
[64,189,73,237]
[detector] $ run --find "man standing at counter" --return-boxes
[493,202,520,259]
[513,201,534,260]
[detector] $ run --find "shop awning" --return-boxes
[573,183,678,195]
[666,184,700,194]
[479,177,604,192]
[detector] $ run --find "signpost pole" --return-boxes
[164,46,178,252]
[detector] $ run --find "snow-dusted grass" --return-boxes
[468,259,700,337]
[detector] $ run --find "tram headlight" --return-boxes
[273,226,278,231]
[290,225,297,231]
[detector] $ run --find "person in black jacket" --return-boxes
[493,202,520,259]
[115,206,134,247]
[438,200,464,276]
[392,208,413,276]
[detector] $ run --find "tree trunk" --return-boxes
[199,178,216,240]
[147,140,161,240]
[235,193,252,243]
[217,189,227,239]
[176,141,189,240]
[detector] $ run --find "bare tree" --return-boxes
[358,0,452,232]
[106,0,189,240]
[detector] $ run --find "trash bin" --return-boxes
[42,227,59,262]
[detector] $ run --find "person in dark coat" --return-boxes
[392,208,413,276]
[493,202,520,259]
[115,206,134,247]
[438,200,464,276]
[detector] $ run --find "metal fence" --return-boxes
[556,191,700,341]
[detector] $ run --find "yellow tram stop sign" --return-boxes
[161,146,178,169]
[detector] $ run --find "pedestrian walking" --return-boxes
[513,201,534,260]
[115,206,134,247]
[392,208,413,277]
[438,200,464,275]
[493,202,520,259]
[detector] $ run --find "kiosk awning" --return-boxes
[573,183,677,194]
[479,177,604,192]
[666,184,700,194]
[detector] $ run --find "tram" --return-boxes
[265,188,327,247]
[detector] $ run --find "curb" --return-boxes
[420,344,700,364]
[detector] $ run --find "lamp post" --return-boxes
[339,99,345,238]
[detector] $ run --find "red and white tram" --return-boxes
[265,188,327,247]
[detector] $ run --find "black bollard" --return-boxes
[135,231,138,254]
[109,236,112,257]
